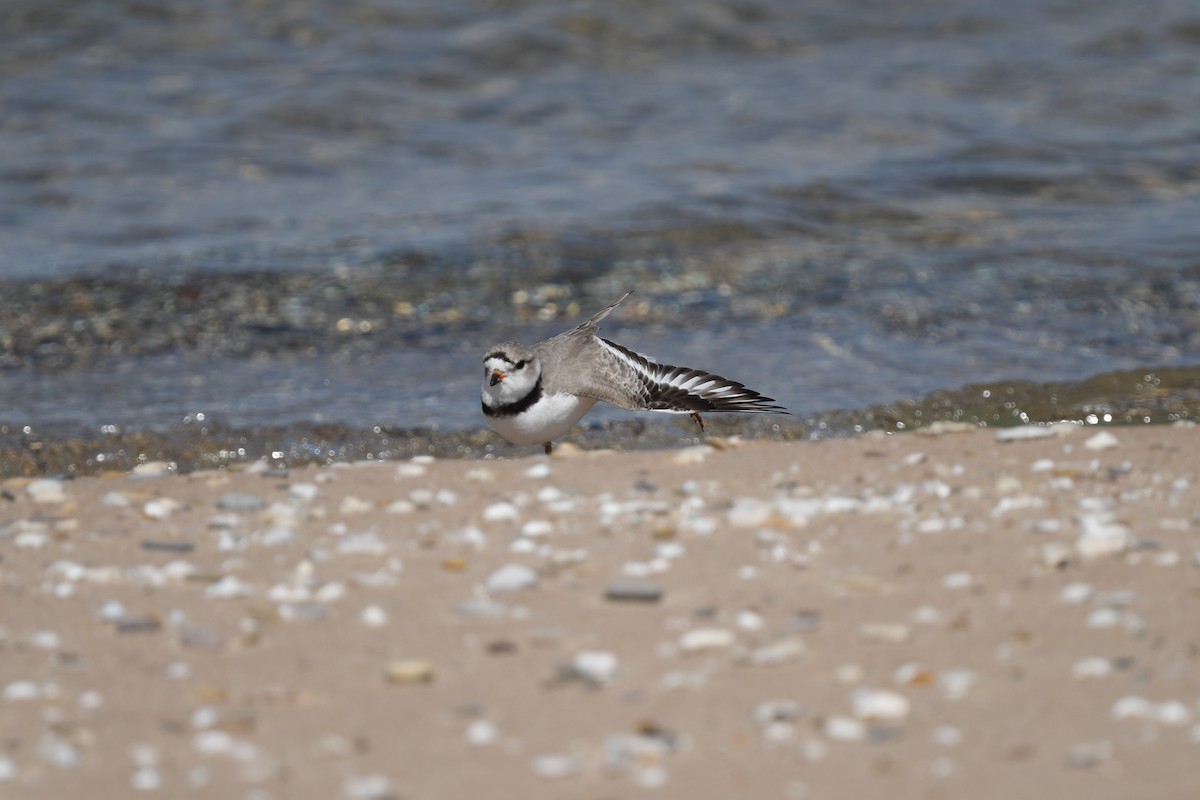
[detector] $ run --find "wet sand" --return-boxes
[1,424,1198,799]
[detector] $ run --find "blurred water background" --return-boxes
[2,0,1199,473]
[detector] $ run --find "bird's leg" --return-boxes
[689,412,705,432]
[543,442,553,455]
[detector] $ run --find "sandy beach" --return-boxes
[1,423,1198,799]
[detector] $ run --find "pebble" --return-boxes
[851,688,911,721]
[361,605,389,627]
[131,461,175,477]
[485,563,539,593]
[141,539,195,553]
[337,531,388,556]
[483,502,519,522]
[939,670,979,701]
[216,492,266,512]
[942,571,974,590]
[465,719,498,746]
[143,498,182,520]
[339,496,375,515]
[1084,431,1119,451]
[524,462,551,478]
[569,650,620,686]
[859,622,911,644]
[289,483,319,501]
[604,578,664,603]
[344,774,400,800]
[384,660,435,685]
[995,426,1057,442]
[4,680,42,701]
[1076,513,1136,559]
[678,627,736,654]
[204,575,255,600]
[744,637,805,667]
[932,725,963,747]
[531,753,582,779]
[823,715,866,742]
[1072,657,1113,679]
[26,478,67,504]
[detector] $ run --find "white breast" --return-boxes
[485,391,598,446]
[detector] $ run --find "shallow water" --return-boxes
[2,0,1199,473]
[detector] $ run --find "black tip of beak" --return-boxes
[489,373,502,386]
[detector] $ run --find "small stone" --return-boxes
[115,616,162,634]
[216,492,266,512]
[851,688,911,721]
[339,496,375,515]
[1086,607,1121,628]
[289,483,319,501]
[131,767,162,791]
[1040,542,1073,568]
[531,753,582,779]
[939,670,978,701]
[859,622,911,643]
[141,540,195,553]
[754,700,803,726]
[131,461,174,477]
[384,660,435,685]
[204,575,254,600]
[483,501,519,522]
[485,563,539,593]
[672,445,714,465]
[727,498,773,528]
[524,463,551,479]
[361,605,389,627]
[466,719,498,747]
[995,426,1057,443]
[143,498,182,520]
[942,571,973,590]
[678,627,736,654]
[1072,657,1113,679]
[337,531,387,556]
[1060,582,1094,604]
[4,680,41,701]
[932,725,963,747]
[823,715,866,742]
[604,578,664,603]
[1076,514,1135,559]
[26,479,67,504]
[1155,700,1192,726]
[521,519,554,538]
[569,650,620,686]
[344,774,400,800]
[744,637,805,666]
[1084,431,1119,451]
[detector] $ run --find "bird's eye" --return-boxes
[515,360,526,369]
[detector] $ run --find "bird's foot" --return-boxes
[543,442,553,455]
[689,412,705,432]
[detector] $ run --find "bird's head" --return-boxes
[481,345,539,402]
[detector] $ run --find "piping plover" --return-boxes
[481,292,788,454]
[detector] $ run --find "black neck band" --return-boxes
[482,376,543,418]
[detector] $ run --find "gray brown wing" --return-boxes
[578,337,789,415]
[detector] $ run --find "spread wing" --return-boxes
[582,337,789,415]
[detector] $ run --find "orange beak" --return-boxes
[489,370,504,386]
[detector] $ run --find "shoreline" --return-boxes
[2,424,1198,798]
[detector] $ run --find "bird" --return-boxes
[481,292,788,454]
